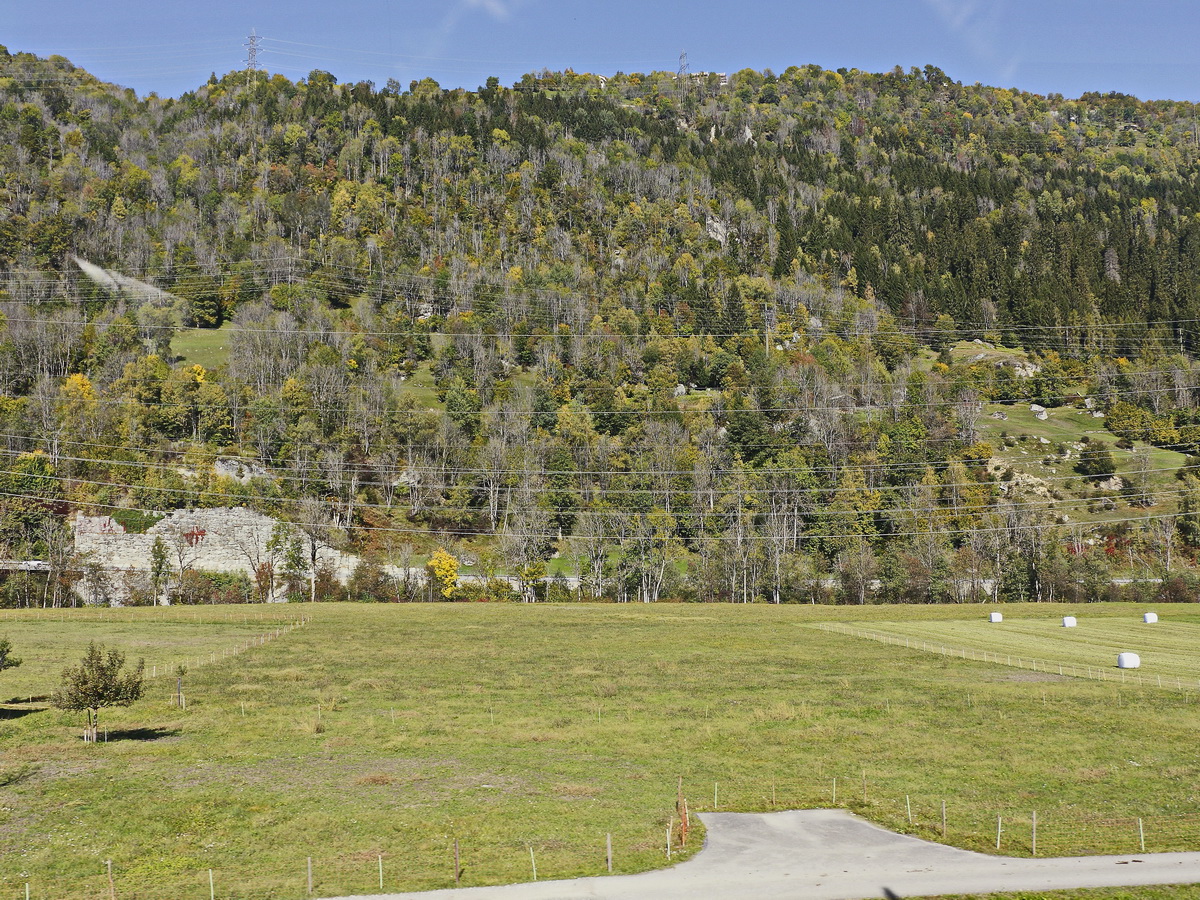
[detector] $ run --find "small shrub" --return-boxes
[545,582,576,603]
[1155,574,1200,603]
[347,558,398,602]
[1076,444,1117,479]
[176,570,254,605]
[449,580,519,603]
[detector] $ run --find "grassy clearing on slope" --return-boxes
[172,323,235,371]
[979,404,1110,447]
[395,361,444,409]
[976,403,1188,531]
[1,604,1200,899]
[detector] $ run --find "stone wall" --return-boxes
[74,507,360,584]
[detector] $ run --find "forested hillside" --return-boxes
[4,46,1200,605]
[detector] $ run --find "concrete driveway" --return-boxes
[323,808,1200,900]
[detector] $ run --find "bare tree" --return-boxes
[837,538,877,605]
[1149,515,1177,574]
[163,521,202,604]
[292,498,346,603]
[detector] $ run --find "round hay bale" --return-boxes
[988,612,1003,623]
[1117,652,1141,669]
[1062,616,1077,628]
[1144,612,1159,624]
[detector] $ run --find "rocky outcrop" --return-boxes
[74,507,359,582]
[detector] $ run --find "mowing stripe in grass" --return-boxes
[814,620,1200,692]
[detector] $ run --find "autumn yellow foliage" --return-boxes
[425,548,459,599]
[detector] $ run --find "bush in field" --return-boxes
[1155,573,1200,603]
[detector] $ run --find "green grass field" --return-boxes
[172,324,235,371]
[824,610,1200,685]
[3,603,1200,899]
[0,607,300,701]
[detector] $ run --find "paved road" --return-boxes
[324,809,1200,900]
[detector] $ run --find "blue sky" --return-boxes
[4,0,1199,102]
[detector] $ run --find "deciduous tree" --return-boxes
[51,642,145,742]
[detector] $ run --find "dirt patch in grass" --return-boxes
[357,773,395,785]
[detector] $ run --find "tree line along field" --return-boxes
[3,604,1200,899]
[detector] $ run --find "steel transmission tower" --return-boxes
[245,29,261,86]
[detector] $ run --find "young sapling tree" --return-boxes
[0,637,20,675]
[52,642,145,742]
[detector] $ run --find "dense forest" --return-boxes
[4,46,1200,605]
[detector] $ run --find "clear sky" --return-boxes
[4,0,1199,102]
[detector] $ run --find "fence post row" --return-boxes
[68,757,1200,894]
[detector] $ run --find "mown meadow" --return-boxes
[1,603,1200,899]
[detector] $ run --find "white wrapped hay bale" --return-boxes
[989,612,1003,623]
[1117,652,1141,669]
[1144,612,1159,624]
[1062,616,1077,628]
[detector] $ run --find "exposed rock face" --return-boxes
[706,217,729,246]
[985,459,1055,500]
[74,507,358,583]
[213,458,275,484]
